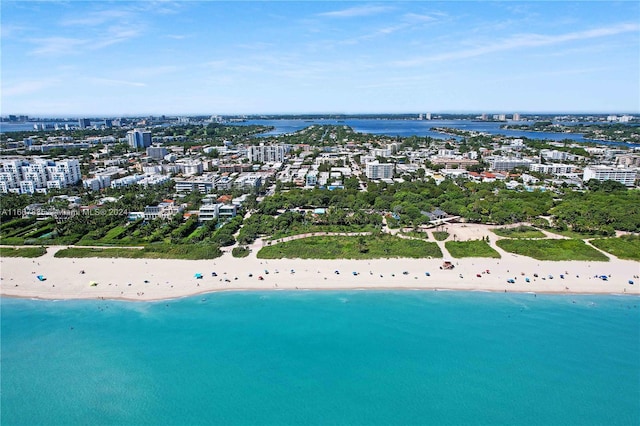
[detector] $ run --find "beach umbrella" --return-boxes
[89,281,98,286]
[37,275,46,281]
[194,273,203,279]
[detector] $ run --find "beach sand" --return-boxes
[2,224,638,301]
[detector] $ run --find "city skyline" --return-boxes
[2,1,639,116]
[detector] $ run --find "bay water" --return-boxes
[2,291,639,425]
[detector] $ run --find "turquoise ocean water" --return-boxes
[2,291,639,425]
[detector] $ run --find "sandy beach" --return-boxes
[2,223,638,301]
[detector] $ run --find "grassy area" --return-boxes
[0,246,47,258]
[544,229,607,239]
[492,225,546,239]
[445,240,501,258]
[54,244,222,260]
[257,234,442,259]
[432,231,449,241]
[496,239,609,261]
[268,224,378,240]
[590,235,640,261]
[399,230,429,239]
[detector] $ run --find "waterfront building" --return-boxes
[144,200,183,221]
[197,203,237,222]
[583,165,637,187]
[78,118,91,129]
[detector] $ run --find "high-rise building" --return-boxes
[248,144,286,163]
[583,166,637,187]
[366,161,394,179]
[512,113,521,121]
[78,118,91,129]
[127,129,152,149]
[146,145,168,160]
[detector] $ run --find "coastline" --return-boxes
[2,243,638,301]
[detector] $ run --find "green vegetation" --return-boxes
[492,225,546,239]
[496,239,609,261]
[54,244,222,260]
[257,234,442,259]
[543,229,607,239]
[590,235,640,261]
[432,231,450,241]
[399,230,429,239]
[549,190,639,234]
[445,240,500,258]
[0,246,47,258]
[232,246,251,258]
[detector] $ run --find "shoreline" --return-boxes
[2,244,638,302]
[3,287,639,304]
[2,223,638,302]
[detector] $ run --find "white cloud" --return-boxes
[2,79,58,96]
[28,36,87,55]
[61,9,132,27]
[88,78,146,87]
[318,5,392,18]
[394,22,640,66]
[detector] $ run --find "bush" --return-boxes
[232,246,251,258]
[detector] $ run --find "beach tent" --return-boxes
[37,275,46,281]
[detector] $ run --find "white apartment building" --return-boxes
[488,157,532,172]
[529,163,575,175]
[234,174,262,190]
[366,161,394,179]
[197,203,237,222]
[583,166,637,187]
[0,159,80,194]
[83,176,111,191]
[110,174,145,189]
[248,144,286,163]
[178,161,204,176]
[540,149,570,161]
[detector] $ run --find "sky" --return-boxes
[2,1,639,116]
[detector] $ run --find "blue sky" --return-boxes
[2,1,639,116]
